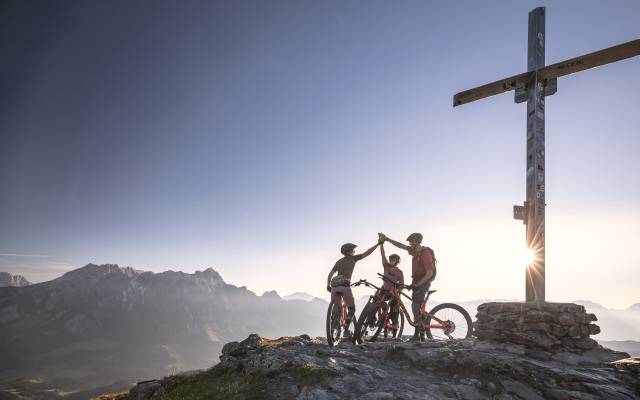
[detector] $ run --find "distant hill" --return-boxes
[627,303,640,312]
[283,292,318,302]
[0,271,30,287]
[574,300,607,310]
[0,264,327,395]
[572,301,640,342]
[597,340,640,357]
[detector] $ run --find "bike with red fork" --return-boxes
[354,273,472,343]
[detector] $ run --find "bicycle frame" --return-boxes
[375,274,451,332]
[373,291,401,333]
[339,296,348,328]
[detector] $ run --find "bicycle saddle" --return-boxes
[428,290,437,295]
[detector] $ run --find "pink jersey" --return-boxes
[382,261,404,290]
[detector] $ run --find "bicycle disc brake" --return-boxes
[443,320,456,339]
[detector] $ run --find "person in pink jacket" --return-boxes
[379,243,404,331]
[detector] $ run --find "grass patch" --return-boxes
[161,366,269,400]
[157,362,336,400]
[278,362,336,386]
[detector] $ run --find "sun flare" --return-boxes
[521,247,535,266]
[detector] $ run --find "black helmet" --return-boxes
[406,233,423,243]
[340,243,357,255]
[389,254,400,263]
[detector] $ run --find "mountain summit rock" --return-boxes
[118,334,639,400]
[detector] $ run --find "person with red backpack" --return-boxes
[379,232,436,341]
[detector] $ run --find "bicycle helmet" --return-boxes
[389,254,400,263]
[340,243,357,255]
[406,232,423,243]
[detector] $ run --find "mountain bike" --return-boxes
[350,279,404,344]
[354,273,472,343]
[326,281,362,347]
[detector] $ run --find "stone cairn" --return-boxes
[474,302,601,352]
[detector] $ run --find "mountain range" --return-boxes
[0,264,327,396]
[0,263,638,398]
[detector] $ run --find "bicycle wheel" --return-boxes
[354,301,387,344]
[424,303,472,340]
[326,300,343,346]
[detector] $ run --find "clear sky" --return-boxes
[1,0,638,309]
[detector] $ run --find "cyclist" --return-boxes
[379,232,435,341]
[326,241,380,338]
[378,243,404,332]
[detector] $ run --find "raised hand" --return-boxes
[378,232,386,244]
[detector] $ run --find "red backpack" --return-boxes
[423,247,437,281]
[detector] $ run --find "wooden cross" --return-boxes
[453,7,639,302]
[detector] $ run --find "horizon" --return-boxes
[2,261,638,311]
[1,0,639,310]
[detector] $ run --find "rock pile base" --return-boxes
[475,301,600,352]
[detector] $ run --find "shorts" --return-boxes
[331,286,355,307]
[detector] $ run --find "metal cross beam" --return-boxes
[453,7,640,302]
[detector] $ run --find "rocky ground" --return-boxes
[105,334,639,400]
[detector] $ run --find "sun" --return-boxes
[521,247,535,266]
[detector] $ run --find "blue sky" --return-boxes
[1,0,639,308]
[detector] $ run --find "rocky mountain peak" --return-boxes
[61,263,141,280]
[120,334,639,400]
[262,290,281,299]
[0,272,31,287]
[193,267,225,285]
[283,292,317,301]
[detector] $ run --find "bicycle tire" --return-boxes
[354,301,387,344]
[326,300,342,347]
[424,303,472,340]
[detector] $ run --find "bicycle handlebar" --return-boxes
[376,273,411,290]
[376,273,413,301]
[351,279,382,292]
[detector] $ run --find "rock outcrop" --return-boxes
[119,334,639,400]
[0,271,31,287]
[475,302,601,354]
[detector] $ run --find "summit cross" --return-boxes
[453,7,639,302]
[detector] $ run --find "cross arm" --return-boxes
[453,39,640,108]
[539,39,640,81]
[453,70,533,107]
